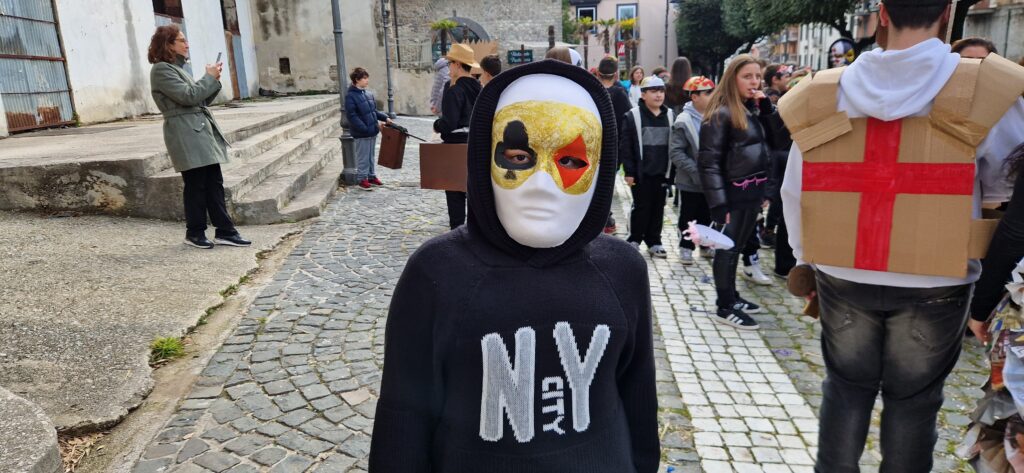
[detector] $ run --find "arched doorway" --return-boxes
[432,17,490,61]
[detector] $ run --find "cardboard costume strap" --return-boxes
[779,53,1024,278]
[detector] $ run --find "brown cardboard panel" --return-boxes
[898,118,974,164]
[790,112,852,153]
[802,191,859,268]
[969,218,1000,259]
[887,194,972,277]
[971,54,1024,132]
[419,143,468,192]
[933,58,980,120]
[378,126,407,169]
[778,67,843,135]
[804,119,866,164]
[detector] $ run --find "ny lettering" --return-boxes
[479,322,611,443]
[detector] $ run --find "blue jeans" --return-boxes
[814,271,971,473]
[354,136,377,181]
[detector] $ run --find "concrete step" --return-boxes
[224,104,339,162]
[232,132,342,225]
[221,96,339,145]
[143,117,341,220]
[0,387,61,473]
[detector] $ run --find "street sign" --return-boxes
[507,48,534,65]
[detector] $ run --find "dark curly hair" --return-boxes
[148,24,181,64]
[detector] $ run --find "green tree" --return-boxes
[430,19,458,56]
[619,18,639,70]
[677,0,759,77]
[596,18,618,55]
[575,17,594,69]
[561,0,577,43]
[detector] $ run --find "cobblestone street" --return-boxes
[134,117,989,473]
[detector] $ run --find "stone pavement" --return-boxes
[135,117,987,472]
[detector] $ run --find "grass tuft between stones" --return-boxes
[150,337,185,365]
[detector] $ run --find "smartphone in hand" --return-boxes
[215,52,222,64]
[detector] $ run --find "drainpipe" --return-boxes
[382,0,396,118]
[331,0,358,185]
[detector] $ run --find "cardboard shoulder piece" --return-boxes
[778,53,1024,278]
[378,125,407,169]
[419,142,468,192]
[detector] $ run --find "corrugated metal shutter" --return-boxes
[0,0,74,132]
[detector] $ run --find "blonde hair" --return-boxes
[704,54,761,131]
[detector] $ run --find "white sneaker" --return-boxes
[648,245,668,259]
[680,249,694,265]
[742,261,773,285]
[629,241,641,251]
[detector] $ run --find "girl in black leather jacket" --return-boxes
[697,54,775,330]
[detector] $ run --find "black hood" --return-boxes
[465,59,619,268]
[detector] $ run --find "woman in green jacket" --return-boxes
[148,25,249,249]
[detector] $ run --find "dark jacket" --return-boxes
[764,109,793,200]
[698,98,775,216]
[434,76,482,144]
[972,165,1024,321]
[620,102,673,184]
[606,82,633,128]
[370,60,659,473]
[345,85,388,138]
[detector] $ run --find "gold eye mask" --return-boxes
[490,101,601,196]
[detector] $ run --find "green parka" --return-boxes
[150,57,228,172]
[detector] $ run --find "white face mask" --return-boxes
[489,75,602,249]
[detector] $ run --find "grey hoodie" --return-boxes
[668,102,703,192]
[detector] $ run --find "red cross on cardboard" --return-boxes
[801,118,975,272]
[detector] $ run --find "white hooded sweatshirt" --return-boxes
[782,38,1024,288]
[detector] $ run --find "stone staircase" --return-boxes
[143,98,344,224]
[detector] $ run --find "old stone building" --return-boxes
[251,0,562,116]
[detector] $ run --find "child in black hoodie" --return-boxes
[370,60,660,473]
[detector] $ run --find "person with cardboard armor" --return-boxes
[778,0,1024,470]
[434,44,482,229]
[369,60,660,473]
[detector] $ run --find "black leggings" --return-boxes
[713,207,760,309]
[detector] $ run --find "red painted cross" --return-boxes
[802,118,975,271]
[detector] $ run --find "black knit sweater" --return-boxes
[369,60,660,473]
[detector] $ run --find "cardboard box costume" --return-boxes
[779,53,1024,278]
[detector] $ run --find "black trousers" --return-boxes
[181,164,236,239]
[677,190,711,250]
[713,207,760,309]
[775,211,796,275]
[446,191,467,230]
[628,176,666,247]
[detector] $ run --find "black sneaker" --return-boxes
[215,234,252,247]
[734,296,762,314]
[714,307,760,330]
[773,270,790,280]
[184,235,214,249]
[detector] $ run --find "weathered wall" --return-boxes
[251,0,561,115]
[966,5,1024,62]
[55,0,236,125]
[55,0,158,123]
[181,0,235,102]
[580,0,677,74]
[250,0,389,100]
[234,0,260,97]
[0,86,8,137]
